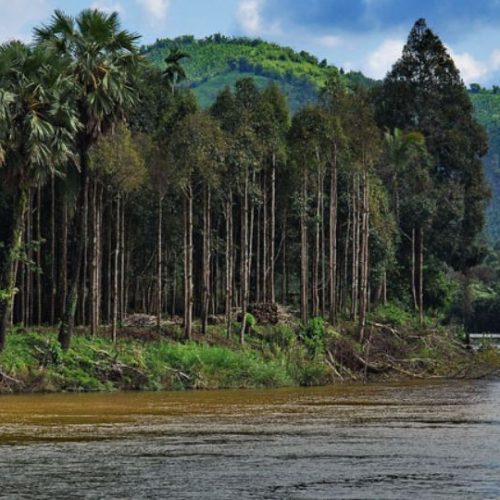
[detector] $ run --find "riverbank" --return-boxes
[1,314,499,394]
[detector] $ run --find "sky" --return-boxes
[2,0,500,85]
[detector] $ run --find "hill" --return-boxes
[470,90,500,242]
[142,36,500,240]
[142,34,374,111]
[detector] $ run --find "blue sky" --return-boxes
[2,0,500,85]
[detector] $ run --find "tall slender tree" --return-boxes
[35,9,141,349]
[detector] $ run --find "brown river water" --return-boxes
[0,380,499,499]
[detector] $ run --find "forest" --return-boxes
[0,11,497,390]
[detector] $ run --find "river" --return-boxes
[0,380,499,499]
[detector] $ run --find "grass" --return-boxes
[0,326,331,394]
[1,315,498,394]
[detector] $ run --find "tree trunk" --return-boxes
[0,189,29,351]
[417,226,424,326]
[58,148,89,351]
[411,227,418,313]
[183,182,193,340]
[359,173,370,342]
[201,188,211,335]
[111,194,120,342]
[300,171,308,323]
[50,174,56,325]
[240,168,250,344]
[270,152,276,303]
[157,191,163,332]
[225,192,233,338]
[36,183,42,325]
[328,146,338,323]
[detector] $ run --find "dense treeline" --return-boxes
[0,13,490,351]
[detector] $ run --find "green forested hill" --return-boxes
[142,35,374,110]
[142,36,500,240]
[470,91,500,241]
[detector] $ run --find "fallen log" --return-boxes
[0,370,24,386]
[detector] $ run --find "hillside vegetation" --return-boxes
[143,35,374,110]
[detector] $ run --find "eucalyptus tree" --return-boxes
[258,84,289,304]
[288,105,329,323]
[210,86,240,337]
[319,73,348,323]
[0,42,79,351]
[168,112,225,339]
[344,89,382,340]
[90,124,146,340]
[35,8,141,349]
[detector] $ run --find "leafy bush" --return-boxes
[372,304,412,326]
[300,317,326,356]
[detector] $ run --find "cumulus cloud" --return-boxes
[135,0,170,22]
[446,46,489,84]
[236,0,282,37]
[366,38,404,79]
[236,0,265,35]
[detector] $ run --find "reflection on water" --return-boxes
[1,381,499,499]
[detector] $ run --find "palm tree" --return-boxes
[163,47,190,95]
[0,42,79,351]
[35,9,141,349]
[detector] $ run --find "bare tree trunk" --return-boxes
[0,189,29,351]
[417,226,424,326]
[256,204,261,303]
[313,159,321,318]
[300,172,308,323]
[282,210,287,304]
[157,191,163,333]
[90,178,98,335]
[58,147,89,351]
[201,188,212,335]
[225,193,233,338]
[120,200,126,322]
[36,184,42,325]
[359,173,370,342]
[270,152,276,304]
[26,189,32,326]
[50,174,56,325]
[80,179,89,327]
[411,227,418,313]
[263,173,268,302]
[328,147,338,324]
[183,183,193,340]
[351,175,359,320]
[240,168,249,344]
[111,195,120,342]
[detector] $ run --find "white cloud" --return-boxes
[315,35,345,49]
[0,0,49,42]
[236,0,264,35]
[135,0,170,23]
[366,38,404,79]
[91,1,124,15]
[446,46,488,84]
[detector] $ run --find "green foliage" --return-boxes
[0,329,334,392]
[371,304,412,327]
[300,317,326,356]
[244,312,257,329]
[142,35,375,111]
